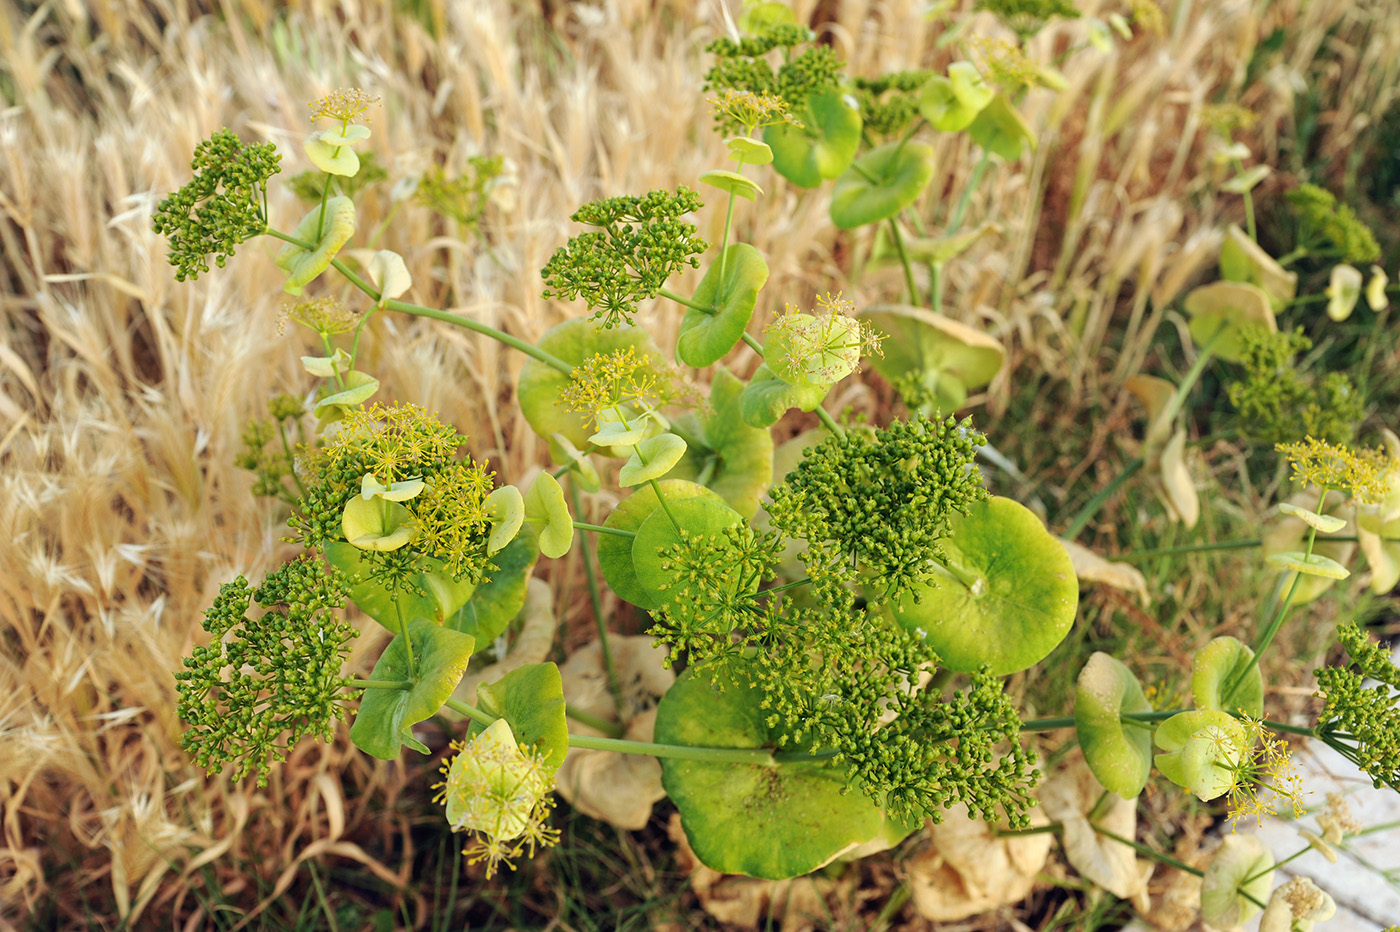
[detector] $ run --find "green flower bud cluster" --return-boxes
[704,26,844,127]
[974,0,1081,39]
[540,188,708,328]
[1226,327,1363,446]
[235,394,307,503]
[175,556,357,786]
[415,156,506,232]
[751,590,1038,827]
[151,128,281,281]
[852,70,934,137]
[290,402,496,583]
[1286,183,1381,265]
[767,414,987,599]
[1315,622,1400,791]
[647,523,782,668]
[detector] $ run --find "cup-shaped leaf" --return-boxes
[446,534,539,645]
[918,75,979,132]
[303,127,368,177]
[1183,280,1276,363]
[1265,551,1350,579]
[342,496,415,551]
[598,480,726,609]
[698,169,763,201]
[654,663,886,879]
[473,661,569,775]
[1200,835,1273,929]
[1074,652,1153,798]
[1219,224,1297,310]
[484,485,525,555]
[859,306,1004,408]
[830,141,935,230]
[966,97,1036,161]
[517,318,665,452]
[302,347,353,379]
[632,497,744,607]
[1277,501,1347,533]
[350,618,476,758]
[764,90,862,189]
[275,196,357,295]
[667,367,775,518]
[1262,491,1354,603]
[524,472,573,559]
[1326,264,1363,322]
[726,135,774,166]
[326,543,478,631]
[313,370,380,422]
[368,248,412,305]
[739,363,829,428]
[1191,636,1264,718]
[889,496,1077,675]
[618,433,688,487]
[1153,710,1247,802]
[677,244,769,368]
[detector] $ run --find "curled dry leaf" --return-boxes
[555,636,674,829]
[1124,374,1176,455]
[668,813,841,932]
[1038,757,1151,906]
[452,578,557,707]
[1059,538,1151,606]
[905,803,1053,921]
[1159,427,1199,529]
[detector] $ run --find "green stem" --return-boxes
[947,150,990,236]
[314,173,332,242]
[276,419,307,498]
[346,678,411,690]
[565,705,626,739]
[571,478,627,721]
[813,405,846,439]
[572,521,636,539]
[996,823,1063,837]
[716,155,746,286]
[1223,487,1326,706]
[657,286,714,313]
[394,598,418,681]
[1242,846,1308,886]
[1091,825,1204,879]
[1115,538,1262,561]
[1231,157,1257,242]
[889,217,919,306]
[1061,456,1145,540]
[349,305,377,368]
[262,228,574,374]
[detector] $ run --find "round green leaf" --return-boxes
[764,90,862,189]
[341,495,414,551]
[485,485,525,555]
[739,363,829,428]
[474,661,569,775]
[1191,636,1264,718]
[1200,835,1273,929]
[889,496,1077,675]
[517,318,664,450]
[668,367,775,518]
[859,306,1005,396]
[737,0,795,32]
[655,665,886,879]
[313,369,379,421]
[524,472,573,559]
[618,433,688,487]
[830,141,935,230]
[1183,280,1276,364]
[918,74,980,132]
[350,618,475,759]
[726,136,774,166]
[1277,502,1348,533]
[326,542,477,632]
[1075,652,1153,799]
[632,497,744,605]
[1153,710,1247,801]
[446,534,540,645]
[1265,550,1350,579]
[597,481,725,609]
[1219,224,1297,310]
[698,169,763,201]
[677,244,769,368]
[967,96,1036,161]
[947,61,994,112]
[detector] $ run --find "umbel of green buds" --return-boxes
[175,556,357,786]
[152,128,281,281]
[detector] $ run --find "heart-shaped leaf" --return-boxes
[655,663,886,879]
[618,433,688,487]
[1074,652,1153,798]
[676,244,769,368]
[764,90,862,189]
[632,497,744,606]
[597,480,726,609]
[350,618,476,759]
[473,662,569,775]
[524,472,573,559]
[739,363,829,428]
[830,141,935,230]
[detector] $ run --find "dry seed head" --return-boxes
[308,88,380,124]
[1317,791,1360,843]
[281,296,361,337]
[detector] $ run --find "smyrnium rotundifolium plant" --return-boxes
[151,43,1399,924]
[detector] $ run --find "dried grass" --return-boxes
[0,0,1393,926]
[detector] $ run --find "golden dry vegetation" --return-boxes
[1,0,1397,928]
